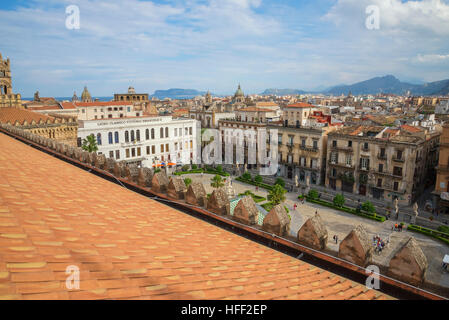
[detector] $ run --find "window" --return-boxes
[378,163,383,173]
[125,131,129,143]
[131,148,136,157]
[380,147,386,157]
[109,151,114,158]
[360,157,369,170]
[114,132,119,143]
[313,140,318,149]
[146,146,150,155]
[394,181,399,191]
[146,129,149,140]
[151,128,155,139]
[152,145,155,154]
[185,128,188,135]
[136,130,140,142]
[189,127,192,135]
[108,114,113,119]
[166,144,169,152]
[363,142,369,150]
[393,166,402,177]
[165,127,169,138]
[348,141,352,147]
[160,128,164,139]
[131,130,135,142]
[174,128,178,137]
[346,154,352,166]
[332,140,337,147]
[126,149,130,158]
[161,144,164,153]
[377,178,382,188]
[115,150,120,159]
[97,133,102,145]
[397,150,403,160]
[331,152,338,163]
[278,135,282,145]
[137,147,141,157]
[108,132,113,144]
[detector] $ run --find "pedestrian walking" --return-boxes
[293,203,297,211]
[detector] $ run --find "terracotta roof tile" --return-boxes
[285,103,315,108]
[0,132,393,300]
[0,108,55,126]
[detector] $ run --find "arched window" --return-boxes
[108,132,113,144]
[145,129,149,140]
[136,130,140,142]
[160,127,164,139]
[131,130,135,142]
[165,127,169,138]
[151,128,155,139]
[97,133,102,145]
[125,131,129,143]
[114,131,119,143]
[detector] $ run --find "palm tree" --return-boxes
[211,174,224,189]
[81,134,98,153]
[268,184,287,205]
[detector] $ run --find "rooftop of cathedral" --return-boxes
[0,131,392,300]
[0,107,56,126]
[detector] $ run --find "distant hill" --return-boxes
[151,89,207,100]
[325,75,449,96]
[261,88,308,96]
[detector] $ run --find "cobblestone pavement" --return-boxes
[177,173,449,291]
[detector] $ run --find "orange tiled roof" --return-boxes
[285,103,315,108]
[73,101,134,108]
[0,108,55,126]
[60,102,77,110]
[26,105,62,111]
[238,107,274,112]
[401,124,422,133]
[256,102,279,107]
[0,133,392,300]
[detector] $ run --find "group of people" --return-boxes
[392,223,403,232]
[373,235,387,253]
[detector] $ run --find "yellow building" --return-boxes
[0,52,22,108]
[434,123,449,213]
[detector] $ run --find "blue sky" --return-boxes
[1,0,449,97]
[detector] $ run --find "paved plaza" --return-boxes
[178,172,449,292]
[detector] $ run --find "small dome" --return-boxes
[81,86,92,102]
[234,84,244,97]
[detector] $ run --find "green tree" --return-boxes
[242,172,251,181]
[362,201,376,214]
[81,134,98,153]
[333,194,345,207]
[275,178,285,188]
[254,175,263,184]
[268,184,287,205]
[154,168,161,174]
[308,189,319,200]
[184,178,192,187]
[216,165,223,172]
[211,175,224,188]
[191,164,197,170]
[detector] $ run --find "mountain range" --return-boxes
[150,88,207,100]
[261,75,449,96]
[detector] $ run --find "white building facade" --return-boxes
[78,116,199,168]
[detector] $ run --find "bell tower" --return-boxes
[0,52,13,96]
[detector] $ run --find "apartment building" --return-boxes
[325,125,440,205]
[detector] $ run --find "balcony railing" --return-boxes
[377,153,387,160]
[358,165,370,172]
[300,145,319,152]
[392,157,405,163]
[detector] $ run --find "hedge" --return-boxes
[306,197,385,222]
[261,201,289,214]
[174,169,230,177]
[238,191,266,203]
[236,177,274,191]
[407,224,449,246]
